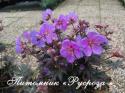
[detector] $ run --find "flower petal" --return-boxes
[46,35,52,44]
[42,9,53,21]
[81,37,89,48]
[92,45,103,55]
[60,48,68,57]
[15,37,23,54]
[76,35,82,45]
[37,40,45,48]
[30,31,39,45]
[83,46,92,56]
[72,42,83,58]
[16,45,22,54]
[61,39,70,48]
[52,33,58,40]
[67,55,75,63]
[95,35,108,44]
[74,49,83,59]
[86,29,99,37]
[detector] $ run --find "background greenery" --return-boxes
[120,0,125,7]
[40,0,64,9]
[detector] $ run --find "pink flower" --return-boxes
[81,31,108,56]
[67,12,78,24]
[30,31,45,48]
[60,39,83,63]
[42,9,53,21]
[54,15,68,31]
[40,22,58,44]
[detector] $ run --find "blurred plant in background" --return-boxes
[40,0,65,9]
[0,0,64,10]
[0,24,37,93]
[0,20,3,31]
[119,0,125,7]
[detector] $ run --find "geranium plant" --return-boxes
[15,9,123,93]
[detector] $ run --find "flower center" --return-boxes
[58,20,63,25]
[37,35,42,41]
[88,39,94,47]
[70,17,74,22]
[45,29,49,35]
[46,14,51,20]
[68,45,74,54]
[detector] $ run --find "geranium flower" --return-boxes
[40,22,58,44]
[67,12,78,24]
[60,39,83,63]
[54,15,67,31]
[30,31,45,48]
[81,31,108,56]
[42,9,53,21]
[15,37,25,53]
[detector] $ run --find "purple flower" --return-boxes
[40,22,58,44]
[42,9,53,21]
[76,35,82,45]
[67,12,78,24]
[54,15,67,31]
[30,31,45,48]
[22,31,31,42]
[60,39,83,63]
[15,37,24,54]
[81,32,108,56]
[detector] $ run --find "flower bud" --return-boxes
[47,48,56,55]
[54,56,59,61]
